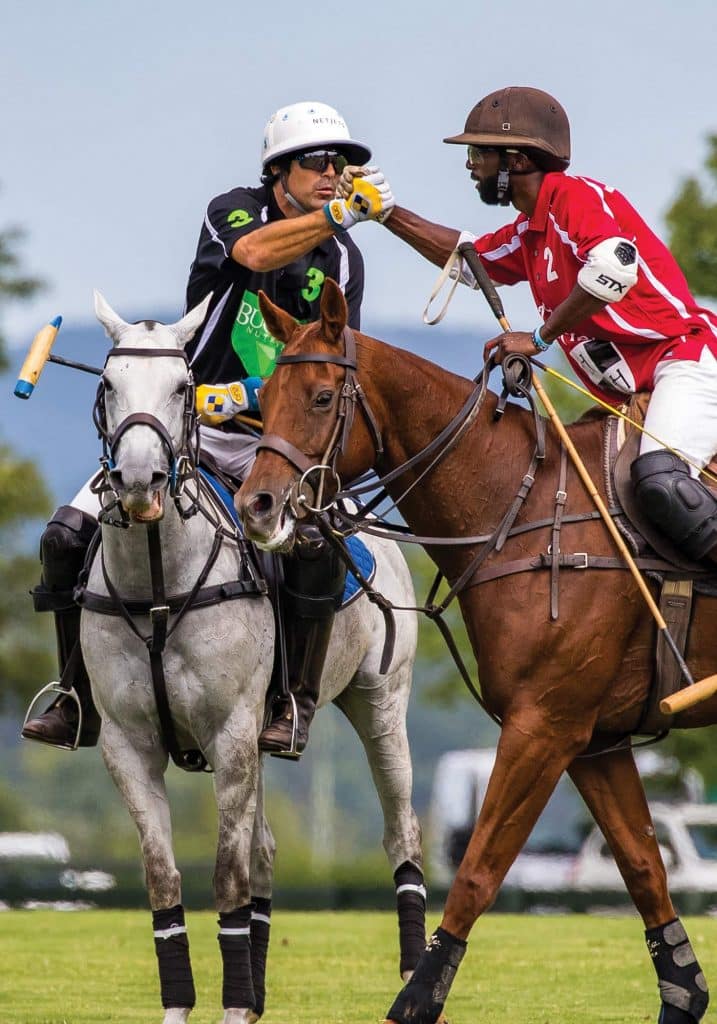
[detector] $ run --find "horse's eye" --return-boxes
[314,390,334,409]
[103,379,114,393]
[175,382,188,396]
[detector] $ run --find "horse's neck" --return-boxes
[99,497,218,599]
[357,335,568,595]
[364,338,523,537]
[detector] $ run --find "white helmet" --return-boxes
[261,101,371,168]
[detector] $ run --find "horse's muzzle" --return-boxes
[239,487,297,551]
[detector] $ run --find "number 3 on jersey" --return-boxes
[544,246,559,282]
[301,267,325,302]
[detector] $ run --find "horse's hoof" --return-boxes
[220,1010,254,1024]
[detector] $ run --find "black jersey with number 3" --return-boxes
[185,183,364,385]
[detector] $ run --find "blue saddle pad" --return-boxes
[342,534,376,608]
[197,467,374,607]
[198,466,241,528]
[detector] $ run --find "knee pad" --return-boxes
[35,506,98,605]
[631,451,717,561]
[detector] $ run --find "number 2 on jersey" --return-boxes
[544,246,559,282]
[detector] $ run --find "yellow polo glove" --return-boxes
[196,378,262,426]
[324,166,395,230]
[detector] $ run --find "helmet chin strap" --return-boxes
[280,170,312,214]
[496,151,535,205]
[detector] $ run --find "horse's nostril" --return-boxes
[108,469,123,491]
[249,492,275,518]
[151,471,168,489]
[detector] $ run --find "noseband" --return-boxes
[92,346,199,523]
[257,326,383,508]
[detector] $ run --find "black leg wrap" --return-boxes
[386,927,466,1024]
[394,862,427,977]
[645,918,709,1023]
[250,897,272,1018]
[152,904,195,1009]
[218,904,255,1011]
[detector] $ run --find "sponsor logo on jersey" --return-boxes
[230,290,284,377]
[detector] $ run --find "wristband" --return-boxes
[533,326,551,352]
[323,200,351,232]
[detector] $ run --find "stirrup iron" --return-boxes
[22,682,83,751]
[268,693,302,761]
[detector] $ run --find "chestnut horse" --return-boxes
[236,279,716,1024]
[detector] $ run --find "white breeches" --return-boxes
[197,426,260,481]
[640,348,717,476]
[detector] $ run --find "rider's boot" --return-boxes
[258,525,346,759]
[22,505,101,749]
[632,450,717,564]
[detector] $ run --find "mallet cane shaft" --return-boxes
[457,242,717,714]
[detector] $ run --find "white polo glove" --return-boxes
[324,165,395,230]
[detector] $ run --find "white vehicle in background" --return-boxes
[429,747,708,896]
[428,748,587,890]
[0,831,115,908]
[574,802,717,893]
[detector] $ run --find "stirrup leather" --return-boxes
[22,682,83,752]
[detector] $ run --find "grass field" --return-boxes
[1,909,715,1023]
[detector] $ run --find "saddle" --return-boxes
[604,393,717,733]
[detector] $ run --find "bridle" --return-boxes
[256,323,493,522]
[92,346,199,525]
[256,326,383,513]
[84,343,231,773]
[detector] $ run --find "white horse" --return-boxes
[78,293,424,1024]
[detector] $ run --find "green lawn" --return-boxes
[0,910,715,1023]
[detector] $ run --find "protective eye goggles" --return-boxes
[295,150,348,174]
[466,145,498,164]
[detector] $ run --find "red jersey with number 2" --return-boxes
[472,172,717,404]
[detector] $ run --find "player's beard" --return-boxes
[478,172,512,206]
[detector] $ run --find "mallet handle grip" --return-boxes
[14,316,62,398]
[660,674,717,714]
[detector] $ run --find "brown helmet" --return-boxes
[444,86,570,171]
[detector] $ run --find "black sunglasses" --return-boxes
[295,150,348,174]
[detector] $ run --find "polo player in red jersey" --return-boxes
[342,85,717,568]
[337,86,715,1024]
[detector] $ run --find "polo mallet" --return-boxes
[14,316,102,399]
[457,241,717,716]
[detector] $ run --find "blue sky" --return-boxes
[2,0,716,350]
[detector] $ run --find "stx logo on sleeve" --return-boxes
[595,273,627,294]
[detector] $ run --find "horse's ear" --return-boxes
[320,278,347,346]
[94,290,130,344]
[170,293,213,348]
[258,290,298,345]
